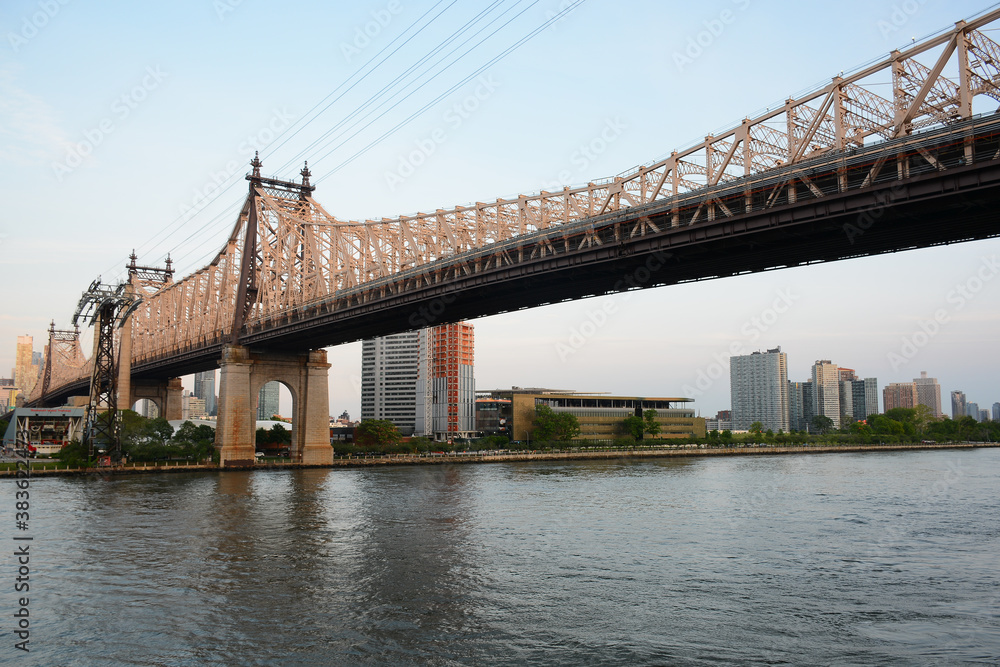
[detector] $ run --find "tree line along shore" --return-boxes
[1,406,996,475]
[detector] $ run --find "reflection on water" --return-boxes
[5,449,999,665]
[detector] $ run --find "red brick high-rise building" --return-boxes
[883,382,918,411]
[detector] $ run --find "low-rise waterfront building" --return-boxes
[475,397,513,439]
[480,388,704,442]
[704,410,733,432]
[2,407,85,455]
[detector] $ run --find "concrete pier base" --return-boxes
[216,345,332,467]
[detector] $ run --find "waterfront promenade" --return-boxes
[3,442,995,477]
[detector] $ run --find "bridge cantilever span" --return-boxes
[28,9,1000,466]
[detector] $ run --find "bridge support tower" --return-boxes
[215,345,332,467]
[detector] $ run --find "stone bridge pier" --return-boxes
[128,377,184,421]
[215,345,332,467]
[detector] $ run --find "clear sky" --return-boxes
[2,0,999,420]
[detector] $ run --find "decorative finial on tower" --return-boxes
[300,161,311,187]
[165,254,173,276]
[128,250,138,276]
[251,151,262,179]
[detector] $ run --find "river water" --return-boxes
[3,448,999,665]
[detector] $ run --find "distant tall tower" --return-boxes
[730,347,789,432]
[951,391,967,420]
[138,399,159,419]
[423,322,476,439]
[811,360,841,429]
[913,371,942,418]
[993,402,1000,422]
[839,380,854,423]
[860,378,879,420]
[193,370,216,416]
[787,380,814,432]
[831,375,878,423]
[361,331,422,435]
[257,381,280,420]
[837,368,857,423]
[14,335,40,400]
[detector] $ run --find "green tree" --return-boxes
[749,421,764,436]
[848,420,873,439]
[473,435,509,450]
[869,414,905,436]
[643,409,661,437]
[55,440,93,467]
[146,417,174,442]
[957,415,984,441]
[925,417,959,442]
[269,423,291,444]
[355,419,400,449]
[811,415,835,434]
[119,409,151,447]
[913,404,935,433]
[171,420,216,461]
[408,436,435,452]
[621,415,645,440]
[255,423,291,449]
[533,405,581,442]
[883,407,917,427]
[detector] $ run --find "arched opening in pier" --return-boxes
[252,379,297,459]
[130,398,162,420]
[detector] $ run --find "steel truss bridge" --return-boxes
[29,10,1000,410]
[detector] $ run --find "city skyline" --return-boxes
[2,1,999,421]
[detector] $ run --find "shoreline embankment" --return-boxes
[3,442,996,478]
